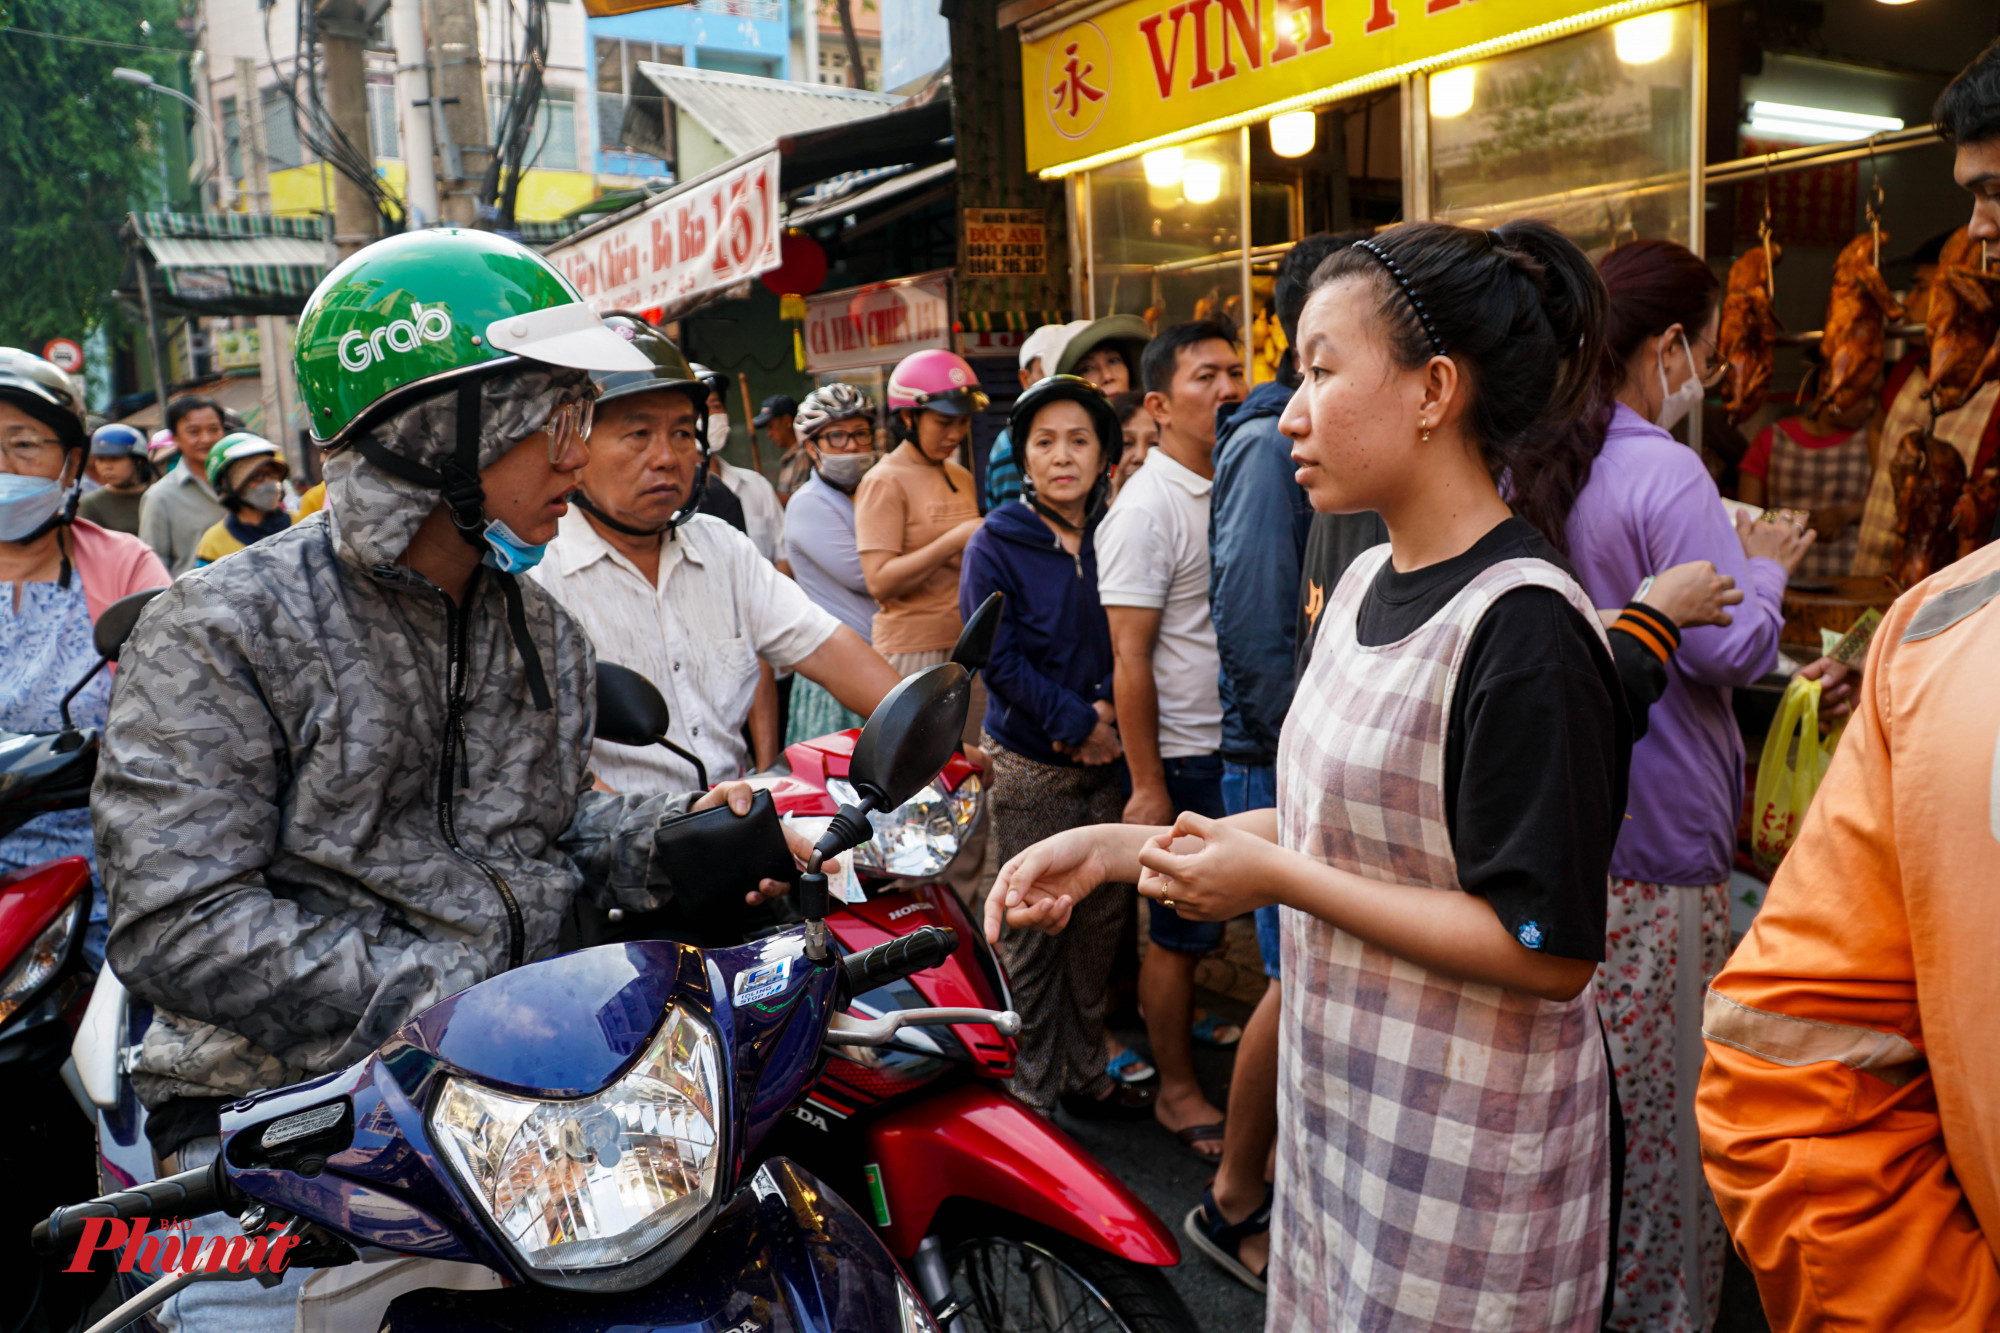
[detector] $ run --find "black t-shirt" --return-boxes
[1353,518,1629,962]
[1295,509,1390,680]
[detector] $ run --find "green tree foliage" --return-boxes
[0,0,187,345]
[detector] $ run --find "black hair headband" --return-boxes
[1352,239,1447,358]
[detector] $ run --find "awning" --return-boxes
[113,372,272,432]
[786,159,956,231]
[638,64,899,161]
[121,212,330,318]
[775,98,953,189]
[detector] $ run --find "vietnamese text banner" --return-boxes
[549,151,783,314]
[1021,0,1674,173]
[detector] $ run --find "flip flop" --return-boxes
[1106,1047,1157,1085]
[1191,1011,1243,1048]
[1171,1121,1226,1162]
[1183,1184,1271,1294]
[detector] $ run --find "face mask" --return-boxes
[0,473,65,543]
[480,518,549,575]
[707,413,734,453]
[1655,333,1704,432]
[815,450,876,492]
[243,480,284,512]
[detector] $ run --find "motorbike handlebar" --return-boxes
[840,925,958,996]
[32,1159,231,1255]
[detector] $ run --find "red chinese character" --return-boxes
[1051,42,1105,120]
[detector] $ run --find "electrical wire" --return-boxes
[479,0,549,229]
[263,0,403,232]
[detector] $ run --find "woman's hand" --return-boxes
[1057,720,1122,766]
[1133,812,1282,921]
[1737,508,1817,576]
[1643,560,1744,629]
[692,781,835,904]
[984,826,1122,941]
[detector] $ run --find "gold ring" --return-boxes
[1162,897,1177,910]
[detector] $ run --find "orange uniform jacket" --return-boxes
[1698,539,2000,1331]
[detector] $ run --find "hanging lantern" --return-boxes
[761,232,828,298]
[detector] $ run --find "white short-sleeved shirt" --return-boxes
[532,510,838,793]
[1094,446,1223,758]
[714,459,787,565]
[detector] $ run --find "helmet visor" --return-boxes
[486,304,653,374]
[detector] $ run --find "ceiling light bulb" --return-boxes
[1430,67,1475,119]
[1143,148,1185,188]
[1612,12,1674,65]
[1745,100,1904,143]
[1181,160,1223,204]
[1269,111,1317,158]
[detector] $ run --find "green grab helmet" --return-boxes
[205,431,284,491]
[293,228,649,447]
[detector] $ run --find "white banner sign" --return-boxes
[803,273,952,373]
[552,151,782,315]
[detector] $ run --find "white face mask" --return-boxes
[707,412,734,453]
[1655,332,1703,432]
[243,479,284,512]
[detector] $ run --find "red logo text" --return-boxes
[64,1218,301,1277]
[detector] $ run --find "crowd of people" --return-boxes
[4,36,2000,1333]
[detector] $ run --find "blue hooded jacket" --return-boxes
[1210,377,1313,765]
[959,499,1115,766]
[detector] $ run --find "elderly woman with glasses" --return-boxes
[0,349,169,965]
[783,383,886,742]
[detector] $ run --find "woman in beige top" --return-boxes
[855,349,988,673]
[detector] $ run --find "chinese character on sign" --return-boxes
[1045,23,1111,140]
[1052,42,1104,120]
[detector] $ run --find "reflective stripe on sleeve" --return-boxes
[1703,989,1927,1089]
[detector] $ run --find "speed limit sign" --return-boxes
[42,338,84,375]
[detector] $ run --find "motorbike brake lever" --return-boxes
[825,1007,1021,1047]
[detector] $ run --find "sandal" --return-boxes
[1191,1011,1243,1049]
[1170,1120,1226,1162]
[1183,1184,1271,1294]
[1106,1047,1157,1085]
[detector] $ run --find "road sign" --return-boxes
[42,338,84,375]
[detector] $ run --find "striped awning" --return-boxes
[122,212,331,316]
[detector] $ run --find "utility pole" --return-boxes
[236,57,299,464]
[316,0,379,256]
[389,0,439,228]
[427,0,490,226]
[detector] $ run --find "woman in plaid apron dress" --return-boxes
[985,220,1626,1331]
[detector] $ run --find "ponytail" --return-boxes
[1310,220,1608,550]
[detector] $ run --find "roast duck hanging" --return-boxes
[1924,228,2000,412]
[1719,243,1782,424]
[1814,230,1904,418]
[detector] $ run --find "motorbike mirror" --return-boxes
[594,662,672,748]
[94,588,166,663]
[950,591,1003,673]
[847,663,971,810]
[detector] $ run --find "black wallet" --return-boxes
[652,789,798,930]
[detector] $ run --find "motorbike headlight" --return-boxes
[0,899,80,1025]
[897,1273,943,1333]
[430,1004,723,1287]
[829,776,961,878]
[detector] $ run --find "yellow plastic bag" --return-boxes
[1752,675,1835,866]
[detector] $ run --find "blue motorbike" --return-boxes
[33,658,1018,1333]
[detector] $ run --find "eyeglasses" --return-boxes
[0,435,64,471]
[814,428,874,450]
[542,397,596,463]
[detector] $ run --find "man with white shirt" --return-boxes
[1094,318,1246,1160]
[535,322,899,792]
[690,362,787,569]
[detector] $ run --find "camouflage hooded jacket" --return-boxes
[95,368,697,1108]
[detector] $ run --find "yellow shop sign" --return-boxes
[1022,0,1678,174]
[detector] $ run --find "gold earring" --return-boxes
[1419,420,1431,444]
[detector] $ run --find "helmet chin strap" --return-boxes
[351,379,553,711]
[570,445,709,543]
[18,448,85,587]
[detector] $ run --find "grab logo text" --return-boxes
[337,303,454,373]
[65,1217,301,1277]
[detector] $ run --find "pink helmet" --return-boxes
[147,428,177,463]
[887,348,989,416]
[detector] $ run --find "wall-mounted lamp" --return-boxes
[1269,111,1317,158]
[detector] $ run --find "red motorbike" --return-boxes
[589,597,1196,1333]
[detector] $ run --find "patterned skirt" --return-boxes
[1595,878,1731,1333]
[785,676,864,747]
[982,732,1131,1113]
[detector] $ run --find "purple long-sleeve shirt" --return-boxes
[1565,403,1787,886]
